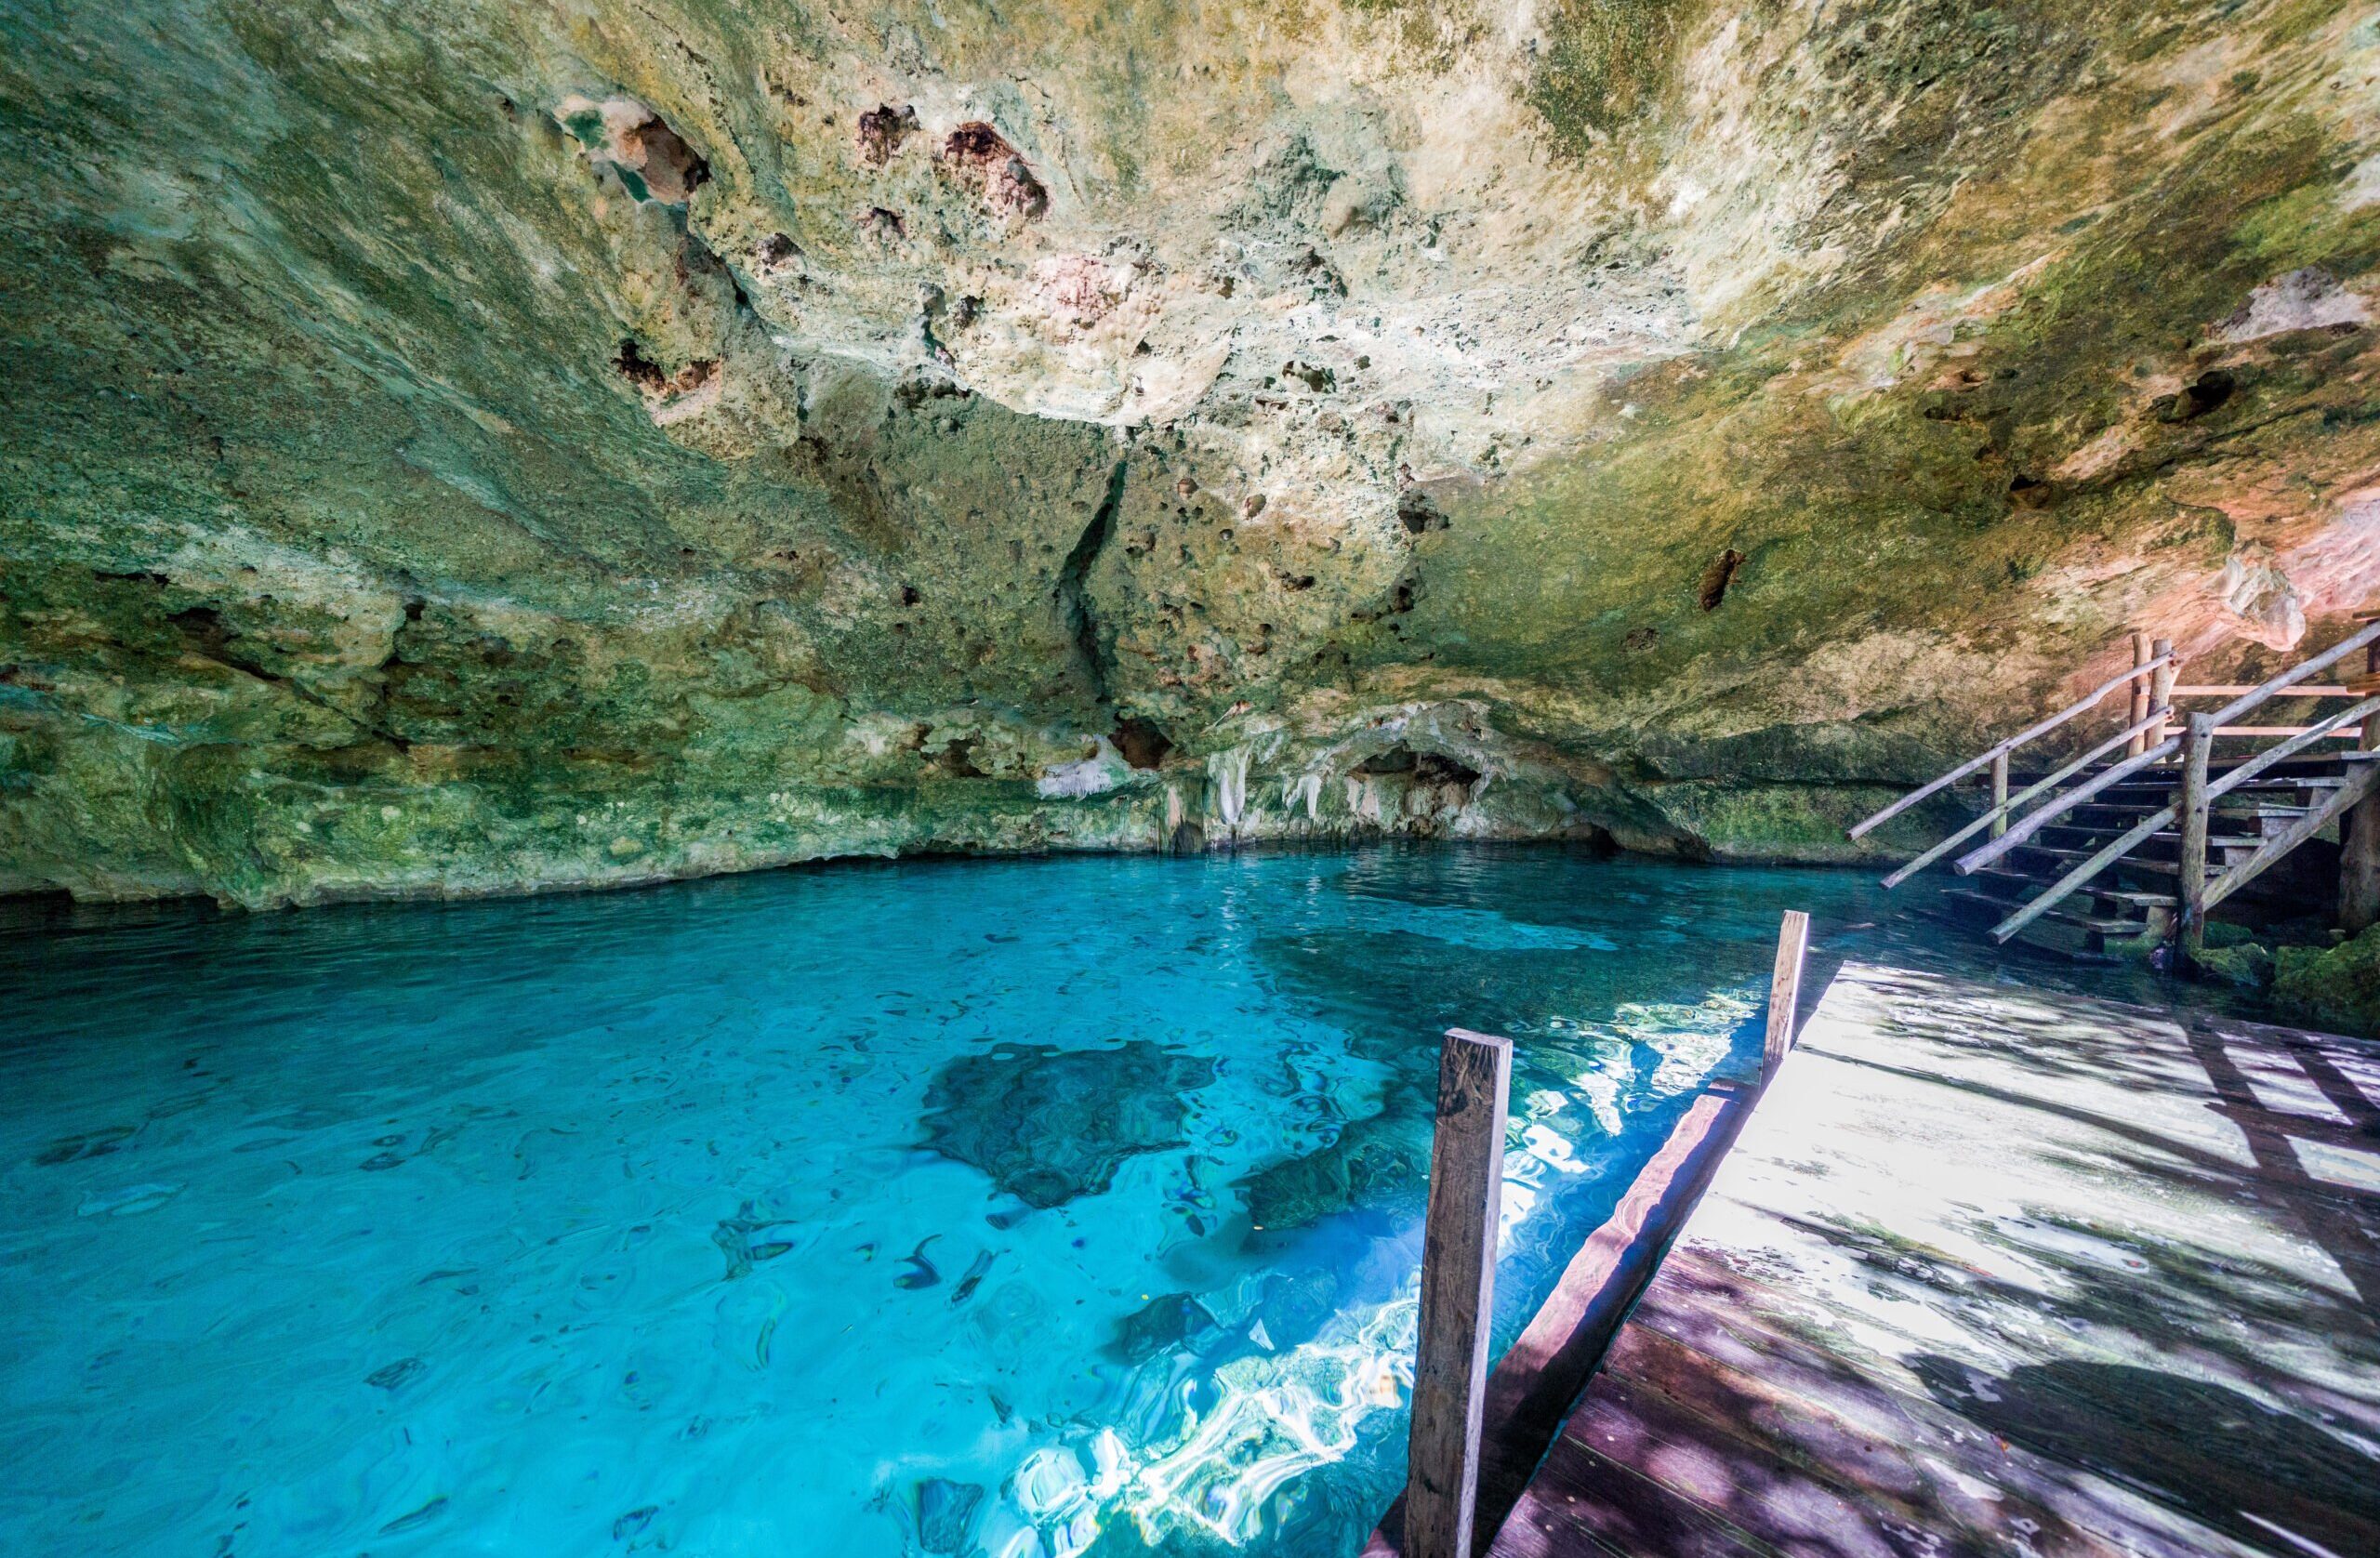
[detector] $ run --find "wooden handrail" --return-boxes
[1957,620,2380,877]
[1990,691,2380,943]
[2202,619,2380,726]
[2173,684,2354,697]
[1881,707,2165,889]
[2206,695,2380,802]
[1846,652,2175,839]
[1956,732,2179,875]
[2214,725,2364,737]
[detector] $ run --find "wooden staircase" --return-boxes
[1852,621,2380,961]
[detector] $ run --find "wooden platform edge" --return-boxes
[1360,1069,1766,1557]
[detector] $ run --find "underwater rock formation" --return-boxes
[921,1041,1216,1208]
[4,0,2380,904]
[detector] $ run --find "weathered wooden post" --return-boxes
[2126,631,2152,757]
[1763,910,1810,1084]
[2149,636,2175,751]
[1402,1028,1513,1558]
[2346,618,2380,936]
[1989,750,2010,838]
[2175,712,2213,963]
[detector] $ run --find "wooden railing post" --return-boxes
[2126,631,2152,757]
[2149,636,2175,752]
[1989,750,2010,838]
[2346,624,2380,936]
[2175,712,2213,963]
[1763,911,1810,1084]
[1404,1028,1513,1558]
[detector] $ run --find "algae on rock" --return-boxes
[4,0,2380,904]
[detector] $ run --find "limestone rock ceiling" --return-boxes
[2,0,2378,904]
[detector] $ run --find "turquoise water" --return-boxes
[0,848,2240,1557]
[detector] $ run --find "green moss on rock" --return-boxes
[2273,927,2380,1040]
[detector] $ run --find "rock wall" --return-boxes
[3,0,2377,904]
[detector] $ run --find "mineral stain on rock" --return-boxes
[920,1041,1216,1208]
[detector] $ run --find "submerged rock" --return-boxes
[921,1041,1215,1208]
[2273,926,2380,1039]
[915,1477,984,1555]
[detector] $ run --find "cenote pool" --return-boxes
[0,848,2254,1556]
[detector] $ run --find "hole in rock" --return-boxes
[935,739,986,778]
[2166,369,2236,421]
[1413,752,1482,787]
[1398,490,1446,535]
[168,605,233,657]
[1698,548,1744,612]
[1354,746,1416,775]
[899,584,921,606]
[856,103,917,165]
[612,339,717,397]
[623,117,708,204]
[2009,473,2056,509]
[1112,718,1173,770]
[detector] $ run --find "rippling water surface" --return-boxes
[0,847,2254,1556]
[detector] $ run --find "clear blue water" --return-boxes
[0,847,2254,1557]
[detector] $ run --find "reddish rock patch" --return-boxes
[856,103,917,165]
[939,121,1048,221]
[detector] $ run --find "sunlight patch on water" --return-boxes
[1010,980,1769,1555]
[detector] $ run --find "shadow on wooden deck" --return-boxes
[1487,962,2380,1558]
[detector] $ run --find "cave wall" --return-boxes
[2,0,2376,904]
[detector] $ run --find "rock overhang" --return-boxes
[3,0,2379,904]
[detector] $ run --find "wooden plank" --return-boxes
[1403,1027,1514,1558]
[1762,910,1809,1082]
[1608,1260,2342,1558]
[2213,725,2362,737]
[1491,1436,1771,1558]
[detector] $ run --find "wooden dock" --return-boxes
[1488,962,2380,1558]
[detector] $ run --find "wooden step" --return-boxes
[2032,825,2265,853]
[2010,845,2187,876]
[1936,890,2162,959]
[1941,894,2170,932]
